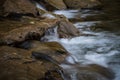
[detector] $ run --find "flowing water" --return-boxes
[36,2,120,80]
[42,10,120,80]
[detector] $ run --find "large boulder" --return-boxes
[0,46,64,80]
[63,0,101,9]
[0,0,38,17]
[0,18,59,44]
[19,40,69,63]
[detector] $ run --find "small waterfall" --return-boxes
[41,27,59,42]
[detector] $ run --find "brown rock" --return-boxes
[0,46,64,80]
[64,64,115,80]
[0,18,59,44]
[90,20,120,33]
[0,0,38,17]
[78,64,115,79]
[45,0,67,10]
[19,40,69,63]
[58,20,80,38]
[63,0,101,9]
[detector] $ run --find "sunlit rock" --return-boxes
[0,18,59,44]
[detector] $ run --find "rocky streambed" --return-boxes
[0,0,120,80]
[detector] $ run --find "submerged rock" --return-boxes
[63,0,101,9]
[0,0,38,17]
[0,46,64,80]
[0,18,59,44]
[63,64,115,80]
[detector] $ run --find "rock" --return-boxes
[0,0,38,17]
[58,20,80,38]
[0,18,59,44]
[0,46,64,80]
[19,40,69,63]
[90,20,120,33]
[79,64,115,79]
[63,64,115,80]
[63,0,101,9]
[35,11,81,39]
[45,0,67,10]
[43,69,64,80]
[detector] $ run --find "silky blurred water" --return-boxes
[38,5,120,79]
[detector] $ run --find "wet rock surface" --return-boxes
[63,64,115,80]
[58,20,80,38]
[19,40,69,63]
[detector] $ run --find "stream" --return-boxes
[37,3,120,80]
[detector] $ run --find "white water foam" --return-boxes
[41,13,56,19]
[74,21,100,28]
[36,2,46,10]
[54,10,79,19]
[44,21,120,66]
